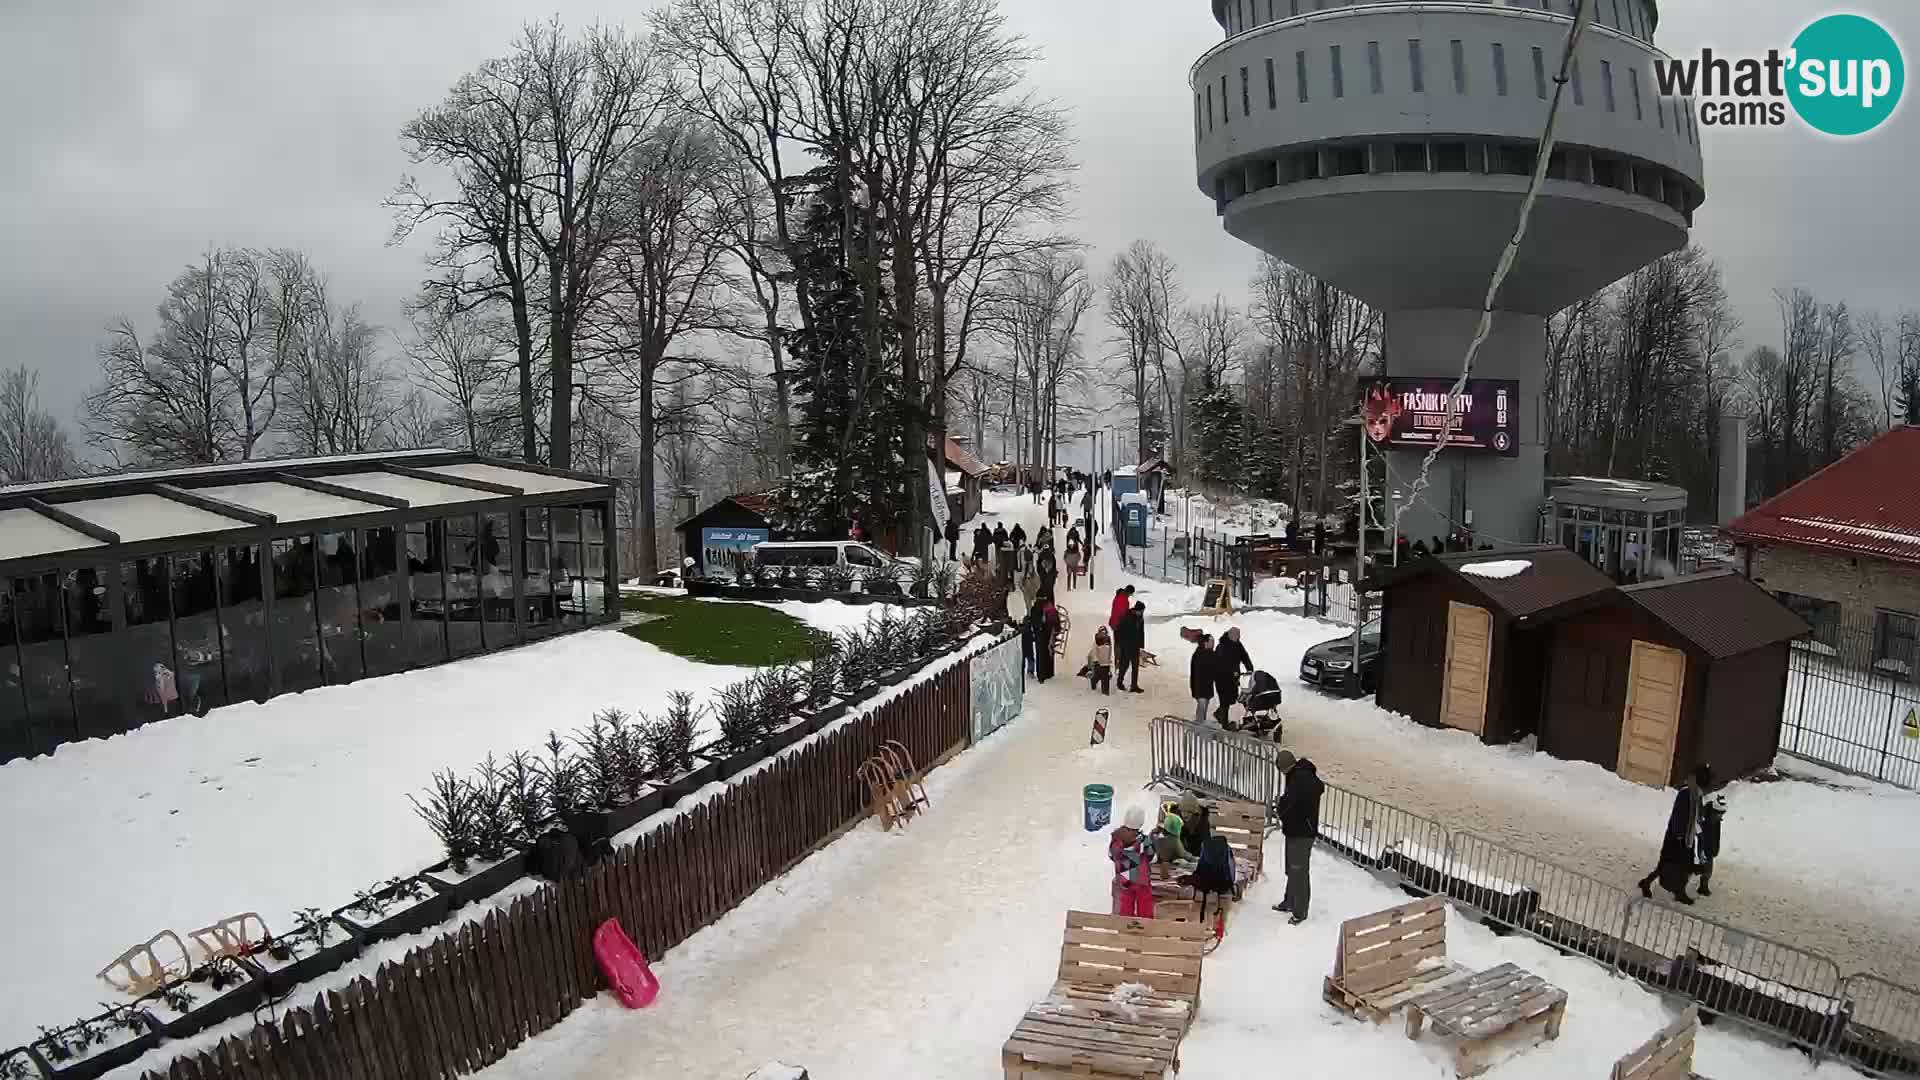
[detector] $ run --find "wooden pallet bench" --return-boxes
[1404,961,1568,1078]
[1611,1007,1706,1080]
[1323,895,1473,1022]
[1148,799,1266,938]
[1001,911,1209,1079]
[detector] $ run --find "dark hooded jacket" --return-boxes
[1275,759,1323,838]
[1189,643,1215,699]
[1115,608,1146,657]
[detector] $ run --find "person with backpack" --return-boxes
[1696,793,1726,898]
[1270,750,1323,925]
[1108,805,1155,917]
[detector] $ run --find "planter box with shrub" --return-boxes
[138,957,267,1040]
[422,846,530,909]
[332,875,452,945]
[28,1004,161,1080]
[249,910,362,996]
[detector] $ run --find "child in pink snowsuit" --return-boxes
[1109,805,1156,918]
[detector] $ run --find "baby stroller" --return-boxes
[1231,670,1284,740]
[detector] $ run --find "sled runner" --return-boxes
[98,929,194,996]
[187,912,270,962]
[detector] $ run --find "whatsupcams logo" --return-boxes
[1653,13,1905,136]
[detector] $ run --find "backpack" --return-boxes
[1191,835,1236,897]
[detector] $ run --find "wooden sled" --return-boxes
[187,912,271,962]
[857,741,928,831]
[1322,896,1472,1023]
[1147,800,1268,951]
[1053,610,1072,658]
[1611,1006,1707,1080]
[880,739,930,813]
[99,929,193,996]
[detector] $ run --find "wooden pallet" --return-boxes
[1404,961,1568,1078]
[1001,1000,1182,1079]
[1611,1006,1705,1080]
[1322,895,1472,1023]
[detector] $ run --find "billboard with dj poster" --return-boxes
[1359,378,1520,457]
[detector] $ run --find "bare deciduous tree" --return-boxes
[0,366,76,483]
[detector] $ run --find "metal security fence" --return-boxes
[1146,720,1920,1076]
[1782,623,1920,789]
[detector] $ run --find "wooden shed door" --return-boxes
[1440,602,1493,736]
[1618,640,1686,787]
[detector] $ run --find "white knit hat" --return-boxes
[1123,805,1146,830]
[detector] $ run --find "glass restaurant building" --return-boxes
[0,451,618,764]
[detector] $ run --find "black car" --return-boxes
[1298,617,1381,695]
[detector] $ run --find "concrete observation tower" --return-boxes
[1192,0,1704,545]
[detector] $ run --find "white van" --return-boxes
[749,540,908,580]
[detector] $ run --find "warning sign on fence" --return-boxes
[1904,707,1919,740]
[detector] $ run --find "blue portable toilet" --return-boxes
[1120,493,1149,548]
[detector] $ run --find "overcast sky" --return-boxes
[3,0,1916,442]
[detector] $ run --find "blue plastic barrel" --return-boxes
[1083,783,1115,831]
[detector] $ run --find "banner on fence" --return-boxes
[970,634,1024,744]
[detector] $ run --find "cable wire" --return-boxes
[1401,0,1598,521]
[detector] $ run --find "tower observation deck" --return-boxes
[1193,0,1704,545]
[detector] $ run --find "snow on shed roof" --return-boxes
[1727,425,1920,565]
[63,493,251,542]
[195,482,389,523]
[0,507,105,562]
[1381,545,1615,620]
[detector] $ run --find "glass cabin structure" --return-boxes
[1544,475,1688,584]
[0,451,618,763]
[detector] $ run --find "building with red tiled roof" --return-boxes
[1726,426,1920,672]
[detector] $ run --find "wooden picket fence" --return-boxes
[145,656,979,1080]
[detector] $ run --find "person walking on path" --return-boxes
[1270,750,1323,925]
[1696,793,1726,898]
[1189,634,1216,727]
[1637,764,1713,905]
[1115,601,1146,693]
[1010,522,1027,549]
[1086,625,1114,695]
[1108,585,1134,629]
[1035,600,1061,683]
[972,523,992,563]
[992,522,1008,559]
[1109,806,1156,917]
[943,517,960,562]
[1020,605,1039,677]
[1212,627,1254,725]
[1019,563,1041,614]
[1037,546,1059,597]
[1048,494,1059,528]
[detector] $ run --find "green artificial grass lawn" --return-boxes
[620,593,822,666]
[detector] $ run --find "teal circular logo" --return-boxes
[1787,14,1904,136]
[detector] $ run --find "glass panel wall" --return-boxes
[170,549,225,714]
[12,574,68,753]
[272,536,321,693]
[406,520,447,666]
[123,556,177,724]
[478,511,514,648]
[522,509,558,639]
[360,526,406,677]
[0,582,22,760]
[66,566,118,737]
[581,505,609,619]
[445,514,483,658]
[220,545,268,703]
[553,509,583,628]
[317,530,364,684]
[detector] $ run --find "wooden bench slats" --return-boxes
[1061,927,1207,957]
[1611,1007,1703,1080]
[1405,961,1569,1077]
[1325,896,1474,1024]
[1059,944,1204,977]
[1006,910,1207,1077]
[1065,911,1211,940]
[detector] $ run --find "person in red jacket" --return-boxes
[1108,584,1135,629]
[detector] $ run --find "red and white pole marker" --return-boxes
[1090,707,1109,745]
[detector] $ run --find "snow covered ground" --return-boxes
[0,598,916,1052]
[466,509,1852,1077]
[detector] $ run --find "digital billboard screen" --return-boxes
[1359,378,1520,456]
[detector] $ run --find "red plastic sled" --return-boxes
[593,918,660,1008]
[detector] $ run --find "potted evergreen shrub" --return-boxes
[137,953,267,1039]
[419,761,529,907]
[645,691,718,805]
[701,677,772,778]
[782,567,828,603]
[906,560,935,599]
[796,642,848,732]
[818,563,856,597]
[869,613,911,685]
[332,873,449,944]
[931,561,960,605]
[563,710,664,840]
[836,627,878,703]
[246,907,361,996]
[29,1003,160,1080]
[757,663,812,754]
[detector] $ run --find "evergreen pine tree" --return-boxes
[1188,372,1246,489]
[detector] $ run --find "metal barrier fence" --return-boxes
[1782,626,1920,790]
[1145,718,1920,1076]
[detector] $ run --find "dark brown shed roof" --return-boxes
[1620,570,1810,659]
[1373,545,1617,621]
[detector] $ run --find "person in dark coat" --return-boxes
[1212,626,1254,724]
[972,523,992,563]
[1035,600,1061,682]
[1020,606,1039,677]
[1010,522,1027,548]
[1696,793,1725,897]
[943,517,960,561]
[1270,751,1322,924]
[1037,546,1058,595]
[1638,764,1713,905]
[1189,634,1215,727]
[1115,601,1146,693]
[992,522,1008,557]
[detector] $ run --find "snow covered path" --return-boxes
[476,488,1846,1078]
